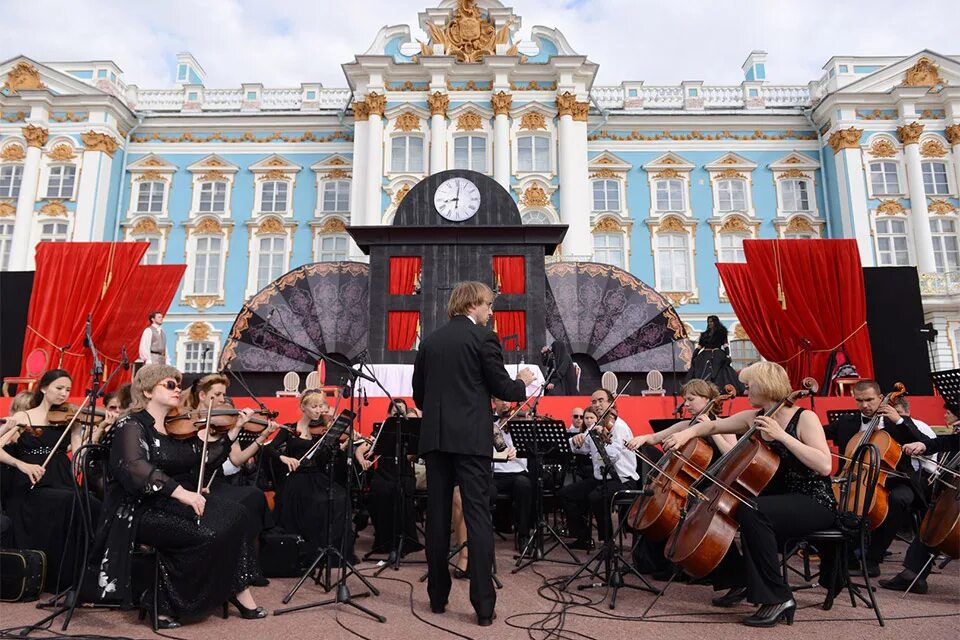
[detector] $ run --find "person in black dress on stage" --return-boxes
[685,316,743,393]
[0,369,100,592]
[413,281,534,626]
[91,365,265,628]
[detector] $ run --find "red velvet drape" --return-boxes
[19,243,149,391]
[389,256,422,295]
[717,239,874,388]
[387,311,420,351]
[493,256,525,294]
[493,310,526,351]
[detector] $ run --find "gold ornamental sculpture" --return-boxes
[420,0,517,62]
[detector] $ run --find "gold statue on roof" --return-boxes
[419,0,517,63]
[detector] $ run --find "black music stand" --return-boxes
[507,418,581,572]
[930,369,960,412]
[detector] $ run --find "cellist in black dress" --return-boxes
[91,365,266,628]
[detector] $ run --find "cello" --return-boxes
[919,451,960,558]
[626,385,736,540]
[665,378,818,578]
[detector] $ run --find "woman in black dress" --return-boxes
[685,316,743,393]
[0,369,100,592]
[92,365,266,628]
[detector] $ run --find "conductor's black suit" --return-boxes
[413,315,526,619]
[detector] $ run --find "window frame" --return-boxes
[135,180,166,214]
[716,178,747,212]
[191,234,224,295]
[259,180,290,214]
[321,180,351,214]
[780,178,812,213]
[868,161,901,197]
[45,165,77,200]
[873,216,912,266]
[591,179,621,213]
[38,220,69,243]
[255,235,288,291]
[0,219,15,270]
[0,164,23,199]
[654,179,686,212]
[516,134,551,173]
[655,231,693,292]
[390,135,425,174]
[315,232,350,262]
[197,180,228,214]
[593,231,626,269]
[452,134,488,172]
[921,160,950,196]
[929,217,959,273]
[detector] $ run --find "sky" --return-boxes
[0,0,956,89]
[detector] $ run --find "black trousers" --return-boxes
[903,537,938,576]
[368,462,420,553]
[867,482,915,563]
[711,493,837,605]
[493,472,533,538]
[558,476,636,541]
[423,452,495,618]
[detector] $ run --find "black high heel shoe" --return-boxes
[223,596,268,619]
[742,599,796,627]
[138,590,181,629]
[453,561,469,580]
[712,586,747,608]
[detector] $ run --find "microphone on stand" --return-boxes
[120,345,130,370]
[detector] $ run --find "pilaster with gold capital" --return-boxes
[365,92,386,118]
[491,91,512,116]
[897,121,924,145]
[8,132,46,268]
[427,92,449,117]
[555,92,589,121]
[947,124,960,202]
[827,127,863,154]
[901,127,937,272]
[428,92,449,175]
[364,94,385,225]
[492,93,512,187]
[21,124,49,148]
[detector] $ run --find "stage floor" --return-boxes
[2,532,956,640]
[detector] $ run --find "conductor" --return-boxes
[413,281,535,626]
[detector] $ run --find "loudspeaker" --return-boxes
[0,271,34,380]
[861,267,932,395]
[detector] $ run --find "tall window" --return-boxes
[729,339,760,370]
[930,218,959,272]
[655,179,685,212]
[136,181,165,213]
[317,234,349,262]
[717,179,746,212]
[922,161,950,196]
[0,220,14,269]
[198,181,227,213]
[183,341,215,374]
[46,166,76,199]
[39,221,69,242]
[256,236,286,290]
[869,162,900,195]
[719,232,749,262]
[260,181,288,213]
[391,136,424,173]
[656,233,691,291]
[781,179,810,212]
[593,233,625,268]
[517,135,550,172]
[193,236,223,294]
[521,210,552,224]
[0,165,23,198]
[138,236,162,265]
[592,180,620,212]
[454,136,486,171]
[321,181,350,213]
[875,218,910,266]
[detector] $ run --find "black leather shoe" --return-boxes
[712,586,747,608]
[477,612,497,627]
[225,596,268,619]
[430,603,446,614]
[743,599,796,627]
[880,572,927,594]
[453,561,469,579]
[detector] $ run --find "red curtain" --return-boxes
[389,256,422,295]
[493,310,526,351]
[717,239,874,388]
[387,311,420,351]
[493,256,525,294]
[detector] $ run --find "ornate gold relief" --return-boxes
[784,217,816,235]
[194,218,223,234]
[202,156,227,167]
[353,101,369,121]
[946,124,960,146]
[869,138,897,157]
[47,144,75,161]
[327,157,347,166]
[320,217,347,233]
[653,169,681,179]
[132,217,161,235]
[0,144,25,161]
[260,169,291,181]
[589,169,618,179]
[0,201,17,216]
[719,156,741,165]
[491,91,512,116]
[81,131,119,156]
[520,183,549,207]
[519,112,547,131]
[320,169,351,180]
[732,324,749,341]
[187,322,211,342]
[662,292,695,307]
[183,295,221,311]
[876,199,906,215]
[718,217,751,233]
[777,169,809,179]
[266,157,289,167]
[427,92,449,117]
[21,125,49,149]
[256,217,285,235]
[897,122,924,145]
[393,183,411,205]
[714,169,747,180]
[143,156,166,166]
[827,127,863,154]
[456,111,484,131]
[394,111,421,132]
[556,92,588,121]
[3,62,46,93]
[657,216,688,234]
[920,139,947,157]
[593,217,622,233]
[365,92,386,117]
[136,171,166,182]
[902,57,943,87]
[418,0,515,63]
[38,200,68,217]
[783,156,804,164]
[928,199,957,214]
[198,171,228,182]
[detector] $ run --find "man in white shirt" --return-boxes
[491,399,534,551]
[138,311,167,365]
[893,397,937,475]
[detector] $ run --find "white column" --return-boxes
[899,123,937,273]
[947,124,960,196]
[9,124,47,270]
[556,94,592,258]
[828,127,873,265]
[491,92,511,188]
[73,132,117,241]
[346,103,368,256]
[429,113,447,175]
[364,93,386,226]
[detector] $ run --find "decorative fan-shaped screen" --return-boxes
[545,262,694,372]
[219,262,369,372]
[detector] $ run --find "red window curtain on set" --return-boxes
[493,311,526,351]
[492,256,525,294]
[717,239,874,388]
[389,256,422,295]
[387,311,420,351]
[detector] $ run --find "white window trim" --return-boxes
[182,219,231,302]
[127,175,172,218]
[513,133,554,175]
[245,219,293,298]
[0,163,24,199]
[314,231,351,263]
[871,213,915,267]
[649,217,698,299]
[520,208,558,225]
[509,106,557,178]
[920,158,956,198]
[450,133,491,174]
[253,178,294,217]
[175,323,222,374]
[190,177,234,218]
[0,218,15,270]
[318,178,352,215]
[311,156,354,218]
[711,177,754,217]
[513,176,560,223]
[32,217,72,246]
[387,133,427,176]
[775,176,820,218]
[644,170,694,220]
[929,215,960,272]
[123,216,172,264]
[42,163,78,201]
[591,178,623,213]
[592,218,631,269]
[864,157,906,199]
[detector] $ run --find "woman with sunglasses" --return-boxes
[92,365,266,628]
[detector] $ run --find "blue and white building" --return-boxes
[1,0,958,372]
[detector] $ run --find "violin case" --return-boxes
[0,548,46,602]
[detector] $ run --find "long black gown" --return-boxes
[5,423,101,592]
[91,411,257,619]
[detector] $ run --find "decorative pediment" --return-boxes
[319,217,347,233]
[643,152,695,173]
[38,200,69,217]
[192,216,225,234]
[131,217,161,235]
[920,139,948,158]
[928,199,957,214]
[311,154,353,174]
[255,216,287,236]
[46,143,76,162]
[831,51,959,95]
[1,56,110,96]
[187,322,212,342]
[875,199,906,215]
[456,110,485,131]
[768,152,819,172]
[715,215,755,233]
[589,151,632,172]
[127,154,177,174]
[705,152,757,172]
[0,143,26,162]
[593,217,624,233]
[867,137,898,157]
[0,201,16,216]
[187,154,239,174]
[248,154,301,175]
[417,0,518,63]
[654,215,693,234]
[520,182,550,207]
[783,216,818,235]
[394,110,422,132]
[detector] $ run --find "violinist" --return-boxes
[491,397,534,552]
[91,364,266,627]
[823,379,932,577]
[0,369,101,591]
[90,390,123,447]
[662,362,836,627]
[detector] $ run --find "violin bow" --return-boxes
[195,398,214,521]
[38,394,94,484]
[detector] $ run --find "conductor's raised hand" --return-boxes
[517,368,536,386]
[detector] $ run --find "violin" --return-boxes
[165,403,282,440]
[47,403,106,427]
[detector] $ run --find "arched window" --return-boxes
[521,210,552,225]
[869,162,900,195]
[717,179,746,212]
[591,180,620,212]
[454,136,486,171]
[391,136,424,173]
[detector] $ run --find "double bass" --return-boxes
[665,378,818,578]
[919,452,960,558]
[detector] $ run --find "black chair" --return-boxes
[781,443,885,626]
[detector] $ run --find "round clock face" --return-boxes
[434,177,481,222]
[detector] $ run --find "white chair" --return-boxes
[641,370,666,396]
[304,371,319,390]
[572,362,582,394]
[601,371,619,394]
[275,371,300,397]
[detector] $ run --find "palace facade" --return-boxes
[1,0,958,374]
